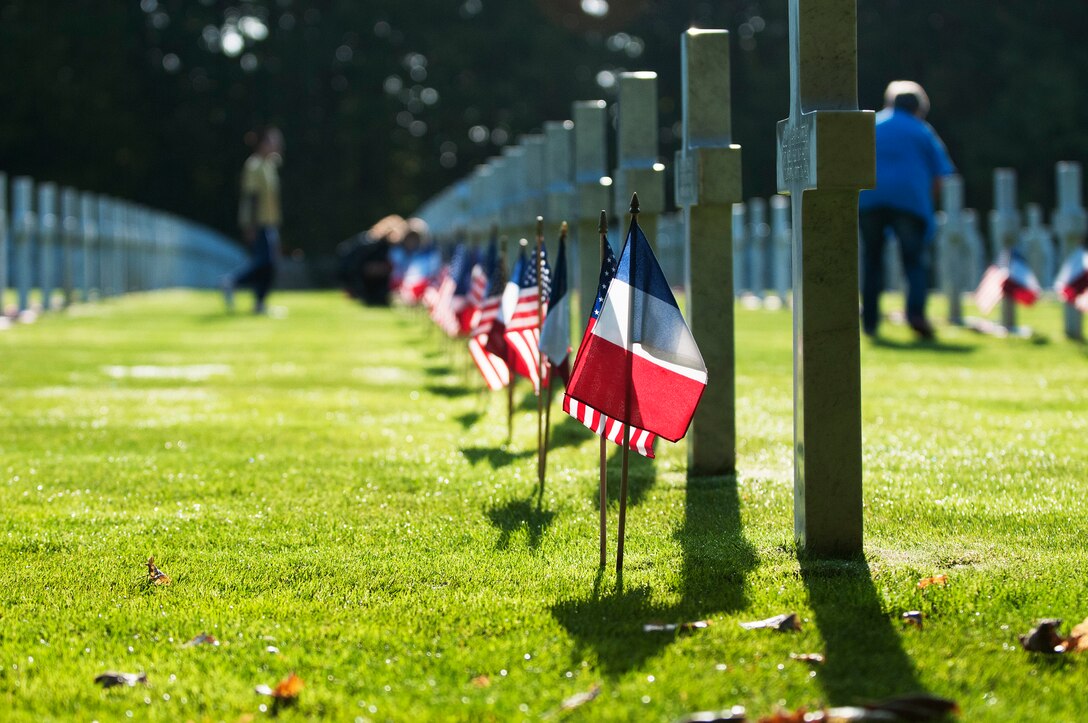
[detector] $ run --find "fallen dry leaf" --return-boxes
[740,613,801,632]
[559,683,601,712]
[1067,617,1088,652]
[1019,619,1067,654]
[182,633,219,648]
[471,675,490,688]
[789,653,825,665]
[644,620,711,633]
[146,556,171,585]
[95,671,148,688]
[916,575,947,589]
[675,706,747,722]
[902,611,924,628]
[256,672,304,705]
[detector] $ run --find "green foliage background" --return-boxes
[0,1,1085,253]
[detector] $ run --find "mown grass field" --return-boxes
[1,290,1087,722]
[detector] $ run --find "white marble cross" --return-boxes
[937,175,967,325]
[1053,162,1086,340]
[675,28,742,477]
[775,0,874,557]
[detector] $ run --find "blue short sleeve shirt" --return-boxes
[859,108,955,231]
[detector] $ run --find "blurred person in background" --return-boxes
[859,81,955,340]
[224,126,284,314]
[338,214,408,306]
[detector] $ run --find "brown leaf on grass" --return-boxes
[740,613,801,632]
[256,672,304,701]
[559,683,601,712]
[471,675,490,688]
[1019,619,1067,654]
[675,705,747,722]
[1067,618,1088,652]
[95,671,148,688]
[146,556,171,585]
[916,575,947,589]
[644,620,711,633]
[902,611,924,628]
[789,653,825,665]
[182,633,219,648]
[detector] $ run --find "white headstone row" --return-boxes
[1,173,246,319]
[931,162,1086,336]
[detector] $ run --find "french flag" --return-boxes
[1055,249,1088,309]
[565,215,706,443]
[1004,248,1042,306]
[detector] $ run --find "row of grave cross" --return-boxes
[416,1,1088,556]
[417,1,875,557]
[0,174,245,322]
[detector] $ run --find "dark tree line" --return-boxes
[0,1,1085,255]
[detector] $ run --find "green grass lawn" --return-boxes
[1,290,1087,722]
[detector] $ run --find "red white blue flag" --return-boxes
[468,240,511,391]
[974,248,1042,315]
[495,245,551,394]
[562,234,657,457]
[565,217,706,444]
[1055,248,1088,311]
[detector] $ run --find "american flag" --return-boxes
[562,237,657,458]
[975,248,1041,315]
[467,241,510,391]
[399,247,440,305]
[432,245,476,336]
[499,244,551,393]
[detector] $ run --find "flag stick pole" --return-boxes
[542,221,567,487]
[535,216,546,491]
[616,194,639,579]
[597,210,608,569]
[503,235,515,443]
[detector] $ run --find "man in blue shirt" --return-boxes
[859,81,955,339]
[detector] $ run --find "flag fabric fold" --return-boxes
[539,234,571,385]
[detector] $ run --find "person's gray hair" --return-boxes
[883,80,931,118]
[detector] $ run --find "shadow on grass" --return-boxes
[486,492,556,552]
[547,414,592,451]
[461,445,533,468]
[455,411,483,428]
[586,445,656,510]
[552,474,757,674]
[869,337,977,353]
[426,383,473,398]
[424,365,452,376]
[800,557,926,705]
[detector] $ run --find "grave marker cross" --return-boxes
[775,0,874,557]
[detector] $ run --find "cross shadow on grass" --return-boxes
[461,445,533,468]
[868,337,977,353]
[486,491,556,552]
[424,364,452,376]
[800,556,927,705]
[552,474,757,675]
